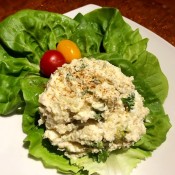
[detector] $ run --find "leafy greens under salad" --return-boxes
[0,7,171,175]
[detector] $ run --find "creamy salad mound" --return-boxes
[39,58,149,159]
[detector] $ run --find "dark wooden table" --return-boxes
[0,0,175,46]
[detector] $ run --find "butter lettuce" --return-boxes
[0,7,171,175]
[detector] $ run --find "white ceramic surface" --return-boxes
[0,4,174,175]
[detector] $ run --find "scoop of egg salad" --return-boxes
[38,58,149,159]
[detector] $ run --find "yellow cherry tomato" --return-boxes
[56,39,81,63]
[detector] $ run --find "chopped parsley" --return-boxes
[81,87,93,96]
[122,93,135,111]
[92,77,101,84]
[91,141,104,149]
[93,107,104,121]
[66,72,72,80]
[94,113,103,121]
[89,149,109,163]
[74,60,87,71]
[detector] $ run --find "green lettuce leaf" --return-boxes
[71,148,151,175]
[0,9,78,64]
[0,74,24,115]
[0,57,39,76]
[20,75,48,133]
[25,128,80,174]
[133,51,168,103]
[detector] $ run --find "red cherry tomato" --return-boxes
[40,50,66,77]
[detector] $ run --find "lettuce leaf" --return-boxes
[0,7,171,175]
[25,128,80,174]
[71,148,151,175]
[0,9,78,64]
[133,51,168,103]
[0,74,24,115]
[20,75,48,133]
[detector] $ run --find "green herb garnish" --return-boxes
[122,93,135,111]
[90,149,109,163]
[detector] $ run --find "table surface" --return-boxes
[0,0,175,47]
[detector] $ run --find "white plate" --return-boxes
[0,4,175,175]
